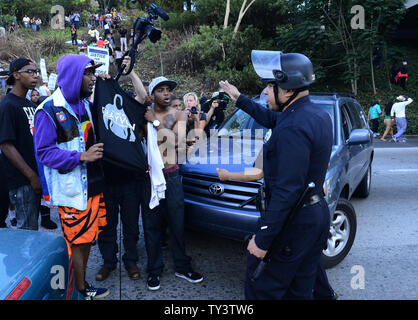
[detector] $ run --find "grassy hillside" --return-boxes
[1,27,417,134]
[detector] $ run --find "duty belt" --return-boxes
[302,194,321,208]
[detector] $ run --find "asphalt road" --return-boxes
[20,136,418,300]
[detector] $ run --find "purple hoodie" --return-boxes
[34,54,95,170]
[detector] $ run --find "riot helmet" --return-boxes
[251,50,315,110]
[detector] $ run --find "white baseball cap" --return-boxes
[148,76,177,96]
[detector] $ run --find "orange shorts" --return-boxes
[58,193,107,245]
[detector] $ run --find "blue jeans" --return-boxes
[98,179,141,268]
[394,117,407,141]
[9,184,41,230]
[1,79,5,90]
[139,171,192,276]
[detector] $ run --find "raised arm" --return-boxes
[219,80,277,129]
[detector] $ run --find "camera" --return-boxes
[133,3,169,43]
[190,106,198,114]
[115,3,169,81]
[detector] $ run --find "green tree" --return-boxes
[276,0,406,95]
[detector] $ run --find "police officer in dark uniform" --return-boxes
[220,51,333,299]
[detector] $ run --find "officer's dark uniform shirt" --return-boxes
[236,94,333,251]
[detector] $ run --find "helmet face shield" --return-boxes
[251,50,283,82]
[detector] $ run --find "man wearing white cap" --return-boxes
[391,95,413,143]
[139,76,204,291]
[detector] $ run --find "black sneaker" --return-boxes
[82,285,110,300]
[147,275,160,291]
[175,270,203,283]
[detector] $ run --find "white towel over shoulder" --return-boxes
[147,122,166,209]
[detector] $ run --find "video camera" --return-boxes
[115,3,169,81]
[133,3,169,43]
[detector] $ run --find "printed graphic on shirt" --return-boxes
[102,94,136,142]
[23,106,36,136]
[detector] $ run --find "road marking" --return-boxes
[374,169,418,174]
[388,169,418,173]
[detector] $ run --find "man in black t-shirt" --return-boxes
[0,58,42,230]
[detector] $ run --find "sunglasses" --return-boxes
[16,69,40,76]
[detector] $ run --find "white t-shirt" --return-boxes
[23,17,30,24]
[391,98,413,118]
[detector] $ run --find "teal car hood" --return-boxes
[0,229,67,298]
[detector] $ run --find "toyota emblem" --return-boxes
[208,183,224,196]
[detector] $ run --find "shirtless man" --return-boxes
[141,76,203,291]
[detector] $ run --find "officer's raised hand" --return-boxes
[219,80,240,102]
[247,234,267,259]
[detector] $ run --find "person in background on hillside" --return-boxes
[23,15,30,29]
[119,26,128,52]
[99,14,104,29]
[395,61,408,90]
[88,25,99,44]
[71,25,78,45]
[31,17,37,32]
[9,22,16,33]
[368,100,382,137]
[381,99,395,141]
[391,95,414,143]
[73,11,80,29]
[35,18,42,32]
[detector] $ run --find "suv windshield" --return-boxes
[218,104,335,144]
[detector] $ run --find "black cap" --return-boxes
[6,58,34,86]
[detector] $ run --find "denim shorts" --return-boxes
[9,184,41,230]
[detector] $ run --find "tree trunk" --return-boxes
[370,46,376,95]
[224,0,231,29]
[233,0,256,37]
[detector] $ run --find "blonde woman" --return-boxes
[183,92,207,132]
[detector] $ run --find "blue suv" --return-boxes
[181,92,374,268]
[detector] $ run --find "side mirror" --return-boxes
[347,129,371,145]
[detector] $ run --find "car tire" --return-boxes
[321,198,357,269]
[353,164,371,198]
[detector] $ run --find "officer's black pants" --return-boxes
[245,199,330,300]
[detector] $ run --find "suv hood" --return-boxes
[181,137,262,177]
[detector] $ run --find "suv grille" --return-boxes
[182,173,261,211]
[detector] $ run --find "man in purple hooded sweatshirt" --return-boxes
[34,54,109,300]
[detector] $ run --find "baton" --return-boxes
[251,182,316,282]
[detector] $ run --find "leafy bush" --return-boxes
[178,24,272,92]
